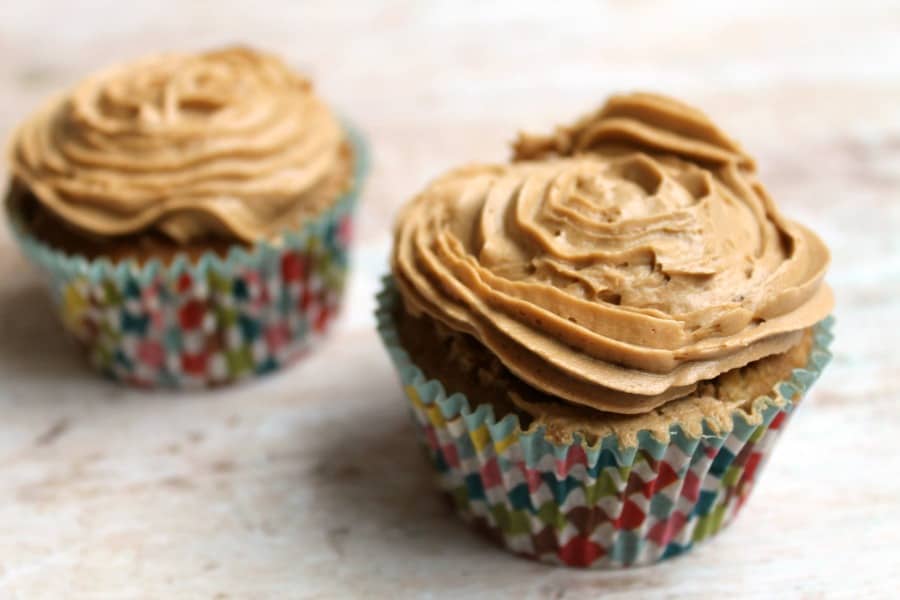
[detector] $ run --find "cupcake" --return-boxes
[6,46,367,387]
[378,93,833,567]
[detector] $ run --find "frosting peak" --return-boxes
[513,92,755,169]
[393,93,832,415]
[9,46,351,244]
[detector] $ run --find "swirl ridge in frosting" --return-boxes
[8,46,351,244]
[392,92,832,415]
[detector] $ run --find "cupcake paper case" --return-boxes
[381,92,834,567]
[378,278,834,568]
[5,47,369,387]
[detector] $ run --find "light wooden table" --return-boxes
[1,2,898,598]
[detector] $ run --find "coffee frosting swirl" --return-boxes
[392,93,832,414]
[9,46,351,244]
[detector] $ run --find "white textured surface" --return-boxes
[1,2,899,598]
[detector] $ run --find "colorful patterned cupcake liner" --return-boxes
[7,124,368,388]
[376,277,834,568]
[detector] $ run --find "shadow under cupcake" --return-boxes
[378,92,833,567]
[5,46,367,388]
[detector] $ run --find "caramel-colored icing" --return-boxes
[392,92,832,415]
[8,46,351,245]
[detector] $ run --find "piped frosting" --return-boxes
[9,46,351,244]
[392,93,832,414]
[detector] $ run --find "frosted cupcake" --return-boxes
[6,46,367,387]
[378,93,833,567]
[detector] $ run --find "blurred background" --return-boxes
[0,1,898,597]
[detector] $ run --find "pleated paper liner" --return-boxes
[376,276,833,568]
[7,124,368,388]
